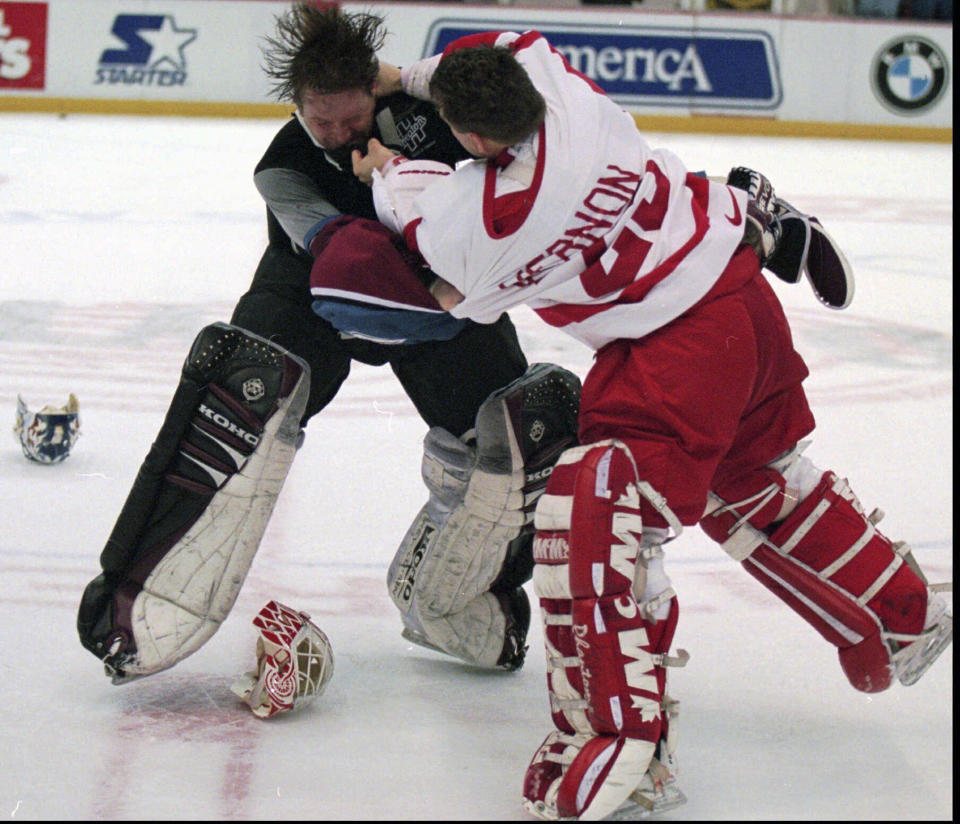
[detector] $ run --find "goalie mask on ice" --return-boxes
[14,394,80,464]
[76,324,310,684]
[232,601,334,719]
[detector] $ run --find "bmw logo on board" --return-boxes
[871,35,949,115]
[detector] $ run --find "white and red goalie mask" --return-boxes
[231,600,334,718]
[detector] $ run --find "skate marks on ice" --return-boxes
[509,302,953,406]
[788,309,953,404]
[781,194,951,227]
[0,300,952,415]
[92,673,264,820]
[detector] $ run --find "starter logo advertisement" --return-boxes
[423,20,782,109]
[0,2,47,89]
[871,35,949,116]
[95,13,197,87]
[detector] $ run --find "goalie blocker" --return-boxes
[77,323,310,683]
[388,363,581,670]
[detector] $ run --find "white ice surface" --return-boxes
[0,113,952,820]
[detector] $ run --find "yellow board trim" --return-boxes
[0,96,293,120]
[630,113,951,143]
[0,95,951,143]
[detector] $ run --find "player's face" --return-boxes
[299,87,376,150]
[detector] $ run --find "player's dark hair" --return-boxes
[262,4,385,105]
[429,46,545,145]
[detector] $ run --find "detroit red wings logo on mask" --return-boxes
[232,600,335,718]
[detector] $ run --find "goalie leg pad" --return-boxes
[77,323,310,683]
[703,463,949,692]
[523,441,687,821]
[388,363,580,669]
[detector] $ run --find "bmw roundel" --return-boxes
[871,36,949,115]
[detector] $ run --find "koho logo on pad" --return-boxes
[0,2,47,89]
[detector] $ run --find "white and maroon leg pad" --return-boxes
[523,441,677,820]
[703,470,930,692]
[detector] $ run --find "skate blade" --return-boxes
[605,783,688,820]
[400,626,446,655]
[899,613,953,686]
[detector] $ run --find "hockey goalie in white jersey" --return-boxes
[350,31,952,820]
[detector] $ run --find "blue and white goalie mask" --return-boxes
[14,394,81,464]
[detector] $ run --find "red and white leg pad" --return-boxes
[523,441,687,820]
[703,469,952,692]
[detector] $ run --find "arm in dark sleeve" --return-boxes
[253,166,342,254]
[253,115,375,254]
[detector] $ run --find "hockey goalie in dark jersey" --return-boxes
[76,6,582,697]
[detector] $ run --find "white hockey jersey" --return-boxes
[374,31,748,350]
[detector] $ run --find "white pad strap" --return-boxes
[703,441,821,562]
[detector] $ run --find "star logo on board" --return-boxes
[96,14,198,87]
[139,16,197,72]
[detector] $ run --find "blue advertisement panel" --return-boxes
[423,20,782,110]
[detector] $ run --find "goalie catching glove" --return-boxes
[77,324,310,683]
[388,363,581,670]
[727,166,854,310]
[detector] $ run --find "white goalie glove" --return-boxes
[388,363,581,670]
[232,600,334,719]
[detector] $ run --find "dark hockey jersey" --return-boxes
[254,93,471,254]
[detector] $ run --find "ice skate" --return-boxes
[890,585,952,686]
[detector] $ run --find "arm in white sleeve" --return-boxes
[400,54,443,101]
[370,156,453,235]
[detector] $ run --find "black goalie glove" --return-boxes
[726,166,781,265]
[727,166,854,310]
